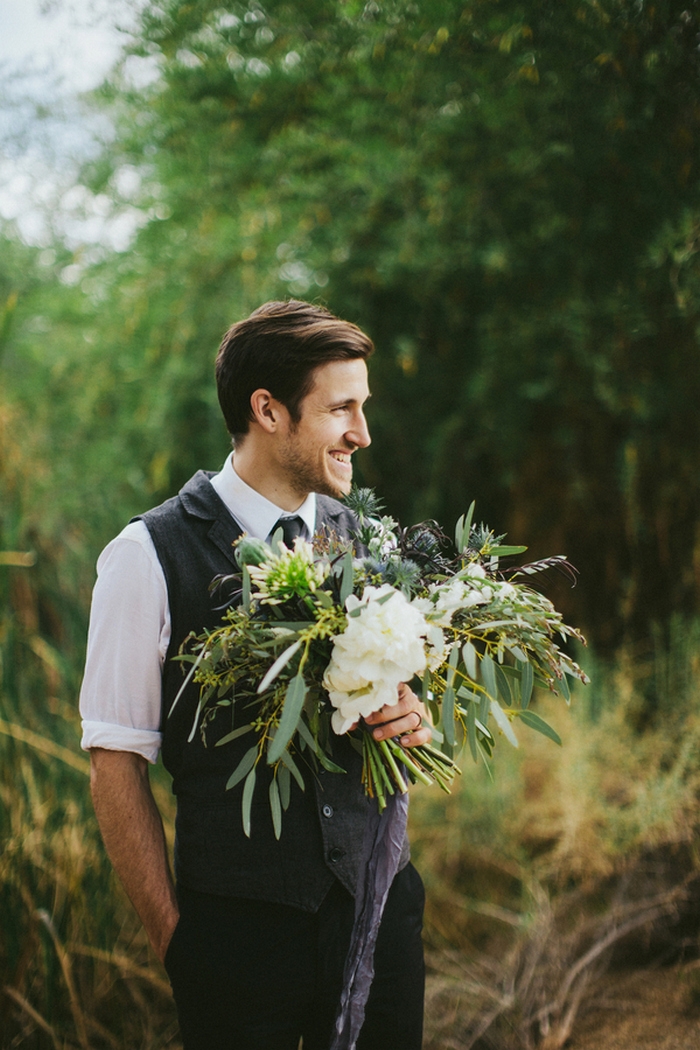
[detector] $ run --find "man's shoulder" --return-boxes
[132,471,219,527]
[315,494,355,525]
[315,494,360,545]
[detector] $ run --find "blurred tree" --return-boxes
[4,0,700,659]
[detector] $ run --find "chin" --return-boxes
[320,474,352,500]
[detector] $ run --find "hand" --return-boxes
[363,683,432,749]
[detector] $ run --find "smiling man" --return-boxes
[80,300,429,1050]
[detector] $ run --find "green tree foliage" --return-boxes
[5,0,700,660]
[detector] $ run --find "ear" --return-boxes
[249,388,288,434]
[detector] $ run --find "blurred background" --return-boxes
[3,1,700,1047]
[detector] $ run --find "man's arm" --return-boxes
[90,748,179,964]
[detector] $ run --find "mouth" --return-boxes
[329,451,353,471]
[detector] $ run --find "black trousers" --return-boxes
[164,863,425,1050]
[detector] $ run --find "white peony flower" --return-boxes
[323,584,428,734]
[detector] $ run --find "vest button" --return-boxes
[322,804,334,819]
[329,847,345,863]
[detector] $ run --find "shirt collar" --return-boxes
[209,453,317,542]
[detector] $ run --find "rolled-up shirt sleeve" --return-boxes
[79,521,170,764]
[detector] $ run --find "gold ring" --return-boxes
[409,711,422,732]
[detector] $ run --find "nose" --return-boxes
[347,408,371,450]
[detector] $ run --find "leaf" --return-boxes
[520,660,534,709]
[474,717,494,743]
[295,716,318,754]
[462,641,477,680]
[479,691,490,726]
[494,663,512,705]
[215,724,253,747]
[268,674,307,764]
[455,500,476,551]
[242,767,256,838]
[421,667,432,703]
[490,699,519,747]
[481,653,497,699]
[339,550,354,605]
[257,640,302,694]
[517,709,562,745]
[476,740,494,781]
[442,685,456,747]
[490,544,528,556]
[316,749,347,774]
[446,643,460,687]
[242,565,251,612]
[279,747,305,791]
[506,645,528,663]
[467,698,478,762]
[278,763,291,810]
[269,777,282,840]
[169,645,207,718]
[225,745,258,791]
[558,671,571,703]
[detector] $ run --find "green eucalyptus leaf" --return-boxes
[242,565,251,613]
[242,767,256,838]
[340,550,354,605]
[279,747,305,791]
[481,653,497,699]
[446,643,460,687]
[495,664,512,705]
[295,716,319,754]
[462,641,478,681]
[467,699,478,762]
[558,671,571,703]
[269,777,282,840]
[225,745,258,791]
[520,660,534,709]
[316,749,348,774]
[490,544,528,556]
[278,763,291,810]
[442,684,456,747]
[216,724,254,747]
[257,640,302,694]
[268,673,307,764]
[517,709,562,745]
[315,589,333,608]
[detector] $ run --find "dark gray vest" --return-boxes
[137,471,409,911]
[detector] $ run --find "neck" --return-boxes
[232,442,307,512]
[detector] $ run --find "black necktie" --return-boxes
[274,515,305,548]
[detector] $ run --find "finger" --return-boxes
[371,708,423,741]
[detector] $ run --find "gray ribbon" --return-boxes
[331,788,410,1050]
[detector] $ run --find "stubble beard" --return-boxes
[279,439,351,502]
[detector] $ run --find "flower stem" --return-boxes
[378,738,409,793]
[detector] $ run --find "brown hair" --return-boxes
[215,300,374,443]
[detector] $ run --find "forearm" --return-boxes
[90,748,179,963]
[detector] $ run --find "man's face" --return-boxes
[278,358,371,500]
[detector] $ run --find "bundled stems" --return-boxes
[361,730,461,811]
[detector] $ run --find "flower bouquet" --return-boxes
[174,489,587,839]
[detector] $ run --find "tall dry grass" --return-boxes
[3,507,700,1050]
[413,629,700,1048]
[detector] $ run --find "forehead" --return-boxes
[303,358,370,403]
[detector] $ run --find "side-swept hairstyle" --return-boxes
[215,300,374,443]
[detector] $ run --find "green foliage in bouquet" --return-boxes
[175,491,588,838]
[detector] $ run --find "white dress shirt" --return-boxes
[79,455,316,762]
